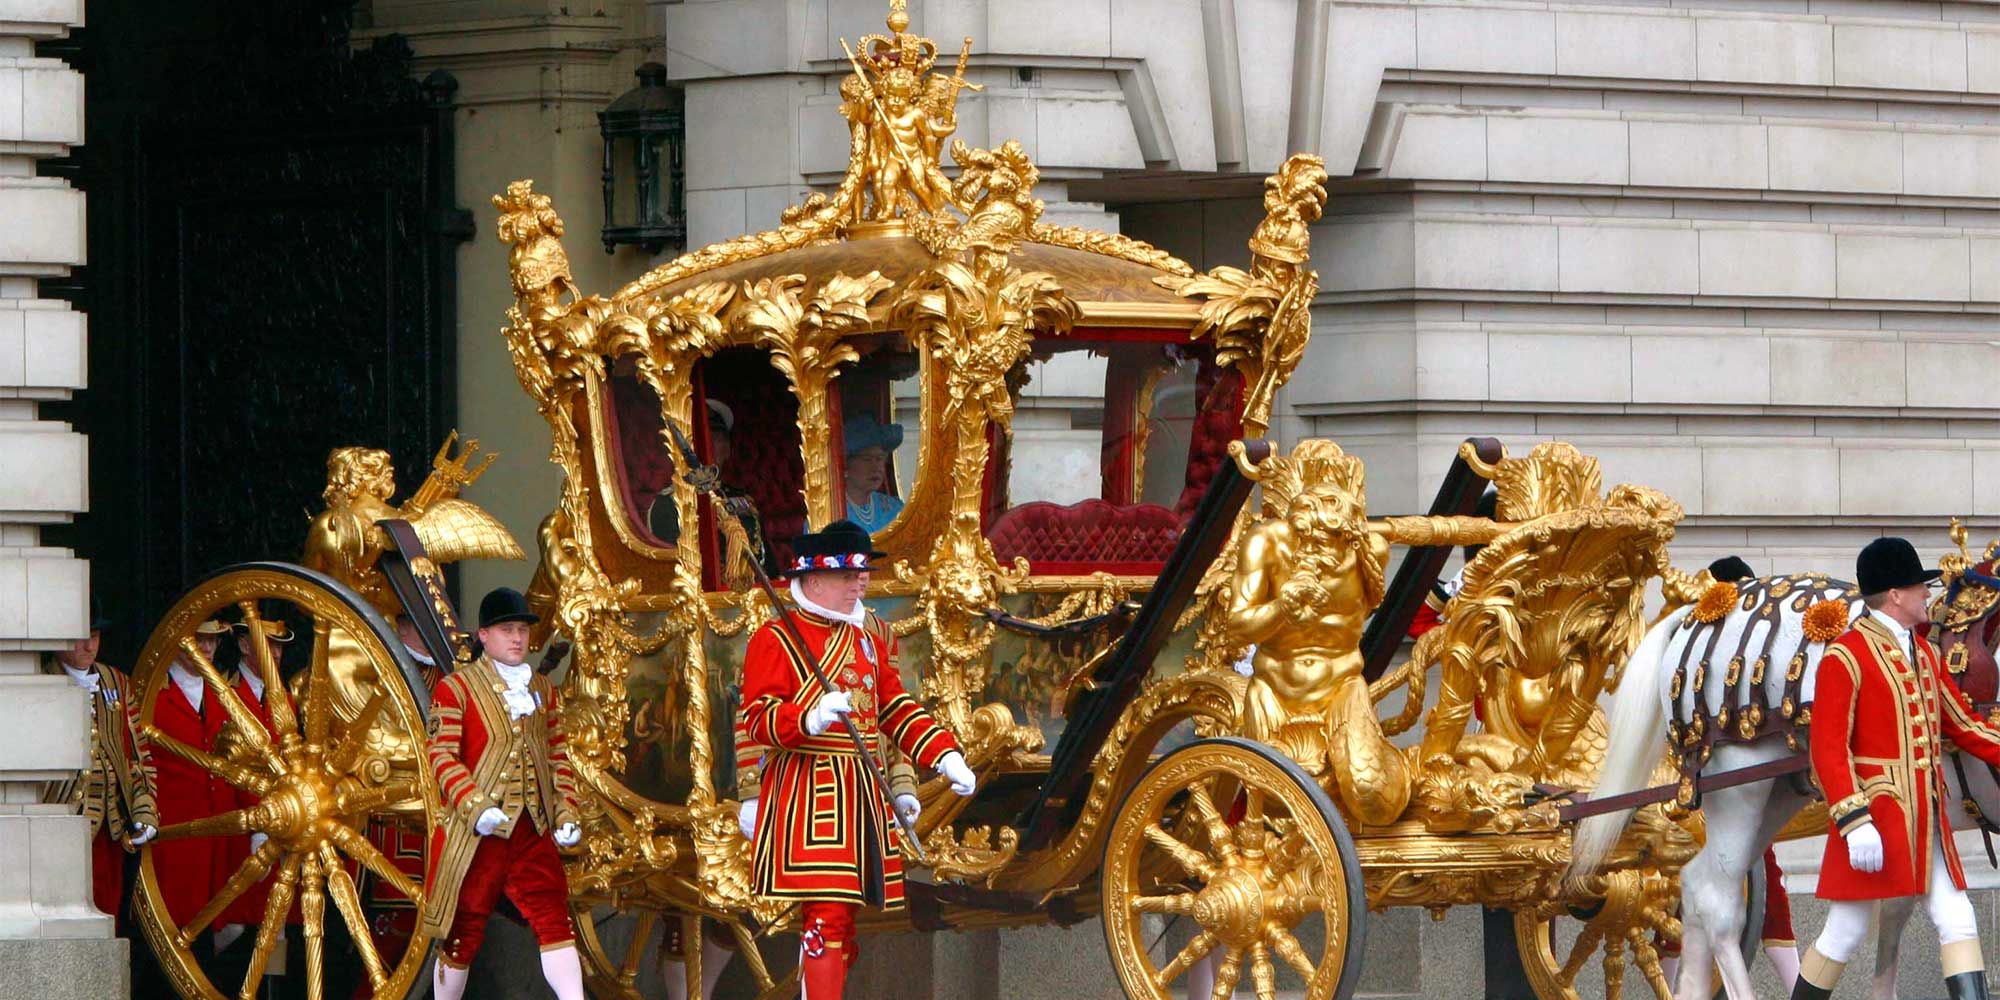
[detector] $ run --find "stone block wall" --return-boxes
[0,0,131,990]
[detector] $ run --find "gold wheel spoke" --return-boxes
[238,603,301,743]
[155,806,260,842]
[1130,891,1199,916]
[326,692,388,776]
[734,920,775,989]
[304,621,334,751]
[622,910,660,984]
[337,780,420,819]
[319,846,388,992]
[1602,940,1627,1000]
[1155,930,1218,988]
[176,839,284,947]
[1211,947,1245,1000]
[241,855,302,999]
[140,725,275,795]
[1265,925,1317,981]
[1185,779,1238,864]
[328,823,423,903]
[1250,942,1278,1000]
[178,638,286,772]
[1237,787,1268,855]
[300,854,326,1000]
[1627,928,1672,1000]
[1558,926,1603,986]
[1143,825,1217,880]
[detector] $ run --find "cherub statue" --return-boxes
[302,434,525,616]
[837,5,977,222]
[1226,440,1504,827]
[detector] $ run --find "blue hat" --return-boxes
[843,413,904,456]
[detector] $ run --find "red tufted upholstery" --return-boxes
[608,374,673,540]
[703,352,807,569]
[1175,356,1245,518]
[987,499,1184,575]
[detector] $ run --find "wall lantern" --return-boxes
[599,62,685,255]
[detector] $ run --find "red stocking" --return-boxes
[800,901,858,1000]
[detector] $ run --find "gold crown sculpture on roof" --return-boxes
[858,0,938,76]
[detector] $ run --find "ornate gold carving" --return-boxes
[734,271,896,528]
[1155,154,1328,436]
[920,824,1020,886]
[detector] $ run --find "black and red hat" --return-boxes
[785,520,888,576]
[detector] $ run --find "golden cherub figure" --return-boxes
[838,2,979,222]
[1226,440,1504,827]
[302,433,524,615]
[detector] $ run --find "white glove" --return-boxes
[1845,821,1884,873]
[554,822,581,848]
[248,832,268,854]
[938,751,976,797]
[894,793,922,826]
[129,823,157,846]
[738,799,758,841]
[215,923,246,953]
[474,807,509,837]
[804,691,854,737]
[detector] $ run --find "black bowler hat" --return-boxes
[88,595,111,632]
[1707,556,1755,583]
[477,587,540,628]
[1856,537,1941,596]
[786,520,888,577]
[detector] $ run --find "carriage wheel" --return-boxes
[1102,737,1367,1000]
[1513,862,1764,1000]
[572,902,780,1000]
[131,563,440,1000]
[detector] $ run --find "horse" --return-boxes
[1569,559,2000,1000]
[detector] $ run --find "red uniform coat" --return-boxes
[736,608,959,908]
[150,670,238,925]
[1811,613,2000,899]
[420,657,580,937]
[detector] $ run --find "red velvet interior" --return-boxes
[1175,354,1245,518]
[701,350,806,568]
[987,499,1184,572]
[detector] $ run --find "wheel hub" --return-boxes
[1191,867,1268,947]
[263,767,334,843]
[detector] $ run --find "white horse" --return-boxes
[1571,576,1861,1000]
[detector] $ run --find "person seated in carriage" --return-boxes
[1793,537,2000,1000]
[840,413,905,533]
[735,520,977,1000]
[649,398,777,577]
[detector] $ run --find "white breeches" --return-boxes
[1814,824,1980,963]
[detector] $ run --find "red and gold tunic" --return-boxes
[44,661,157,920]
[1811,613,2000,899]
[419,657,580,937]
[736,607,959,908]
[150,669,236,924]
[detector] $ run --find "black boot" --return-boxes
[1788,979,1833,1000]
[1947,970,1993,1000]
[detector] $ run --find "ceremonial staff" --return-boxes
[667,421,932,866]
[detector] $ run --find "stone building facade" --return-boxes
[0,0,124,994]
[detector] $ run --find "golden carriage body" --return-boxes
[125,5,1729,998]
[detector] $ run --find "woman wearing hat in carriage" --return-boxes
[43,596,158,931]
[1792,537,2000,1000]
[840,413,905,534]
[735,520,978,1000]
[423,586,587,1000]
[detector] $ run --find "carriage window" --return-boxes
[985,340,1243,576]
[604,349,806,580]
[832,338,921,536]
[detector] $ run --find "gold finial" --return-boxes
[887,0,909,34]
